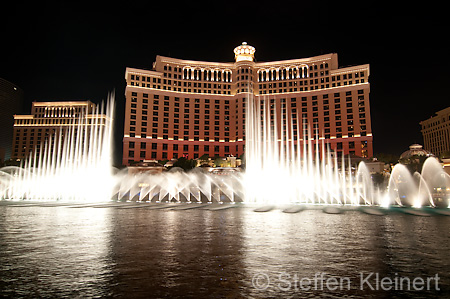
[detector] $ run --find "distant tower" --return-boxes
[0,78,23,162]
[233,42,256,62]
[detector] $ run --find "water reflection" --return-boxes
[0,206,449,297]
[0,206,112,297]
[240,209,450,297]
[106,208,246,298]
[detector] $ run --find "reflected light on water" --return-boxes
[1,206,450,297]
[0,206,112,297]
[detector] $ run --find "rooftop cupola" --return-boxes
[233,42,255,62]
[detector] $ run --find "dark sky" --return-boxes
[1,1,449,164]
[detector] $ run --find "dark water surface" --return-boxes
[1,203,449,298]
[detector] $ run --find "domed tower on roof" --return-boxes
[233,42,256,62]
[400,144,434,160]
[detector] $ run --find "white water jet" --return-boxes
[421,158,450,208]
[386,163,441,208]
[244,93,372,205]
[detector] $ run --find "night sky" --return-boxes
[2,2,448,165]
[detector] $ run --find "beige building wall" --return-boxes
[420,107,450,157]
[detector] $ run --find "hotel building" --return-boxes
[123,43,373,165]
[420,107,450,157]
[12,101,106,160]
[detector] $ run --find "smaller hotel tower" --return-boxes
[123,43,372,165]
[12,101,108,161]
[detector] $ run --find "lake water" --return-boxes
[1,203,449,298]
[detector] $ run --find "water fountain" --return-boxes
[0,93,449,212]
[0,95,115,202]
[244,93,375,206]
[112,167,245,203]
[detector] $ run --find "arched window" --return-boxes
[183,68,188,79]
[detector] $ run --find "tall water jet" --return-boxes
[356,162,375,205]
[244,92,368,205]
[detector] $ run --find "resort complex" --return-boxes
[123,43,373,165]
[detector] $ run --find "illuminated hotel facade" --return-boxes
[123,43,373,165]
[420,107,450,157]
[12,101,107,160]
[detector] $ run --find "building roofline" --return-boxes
[330,64,370,76]
[154,53,342,68]
[420,107,450,124]
[32,101,94,106]
[255,53,338,67]
[156,55,235,68]
[127,53,372,74]
[125,67,162,77]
